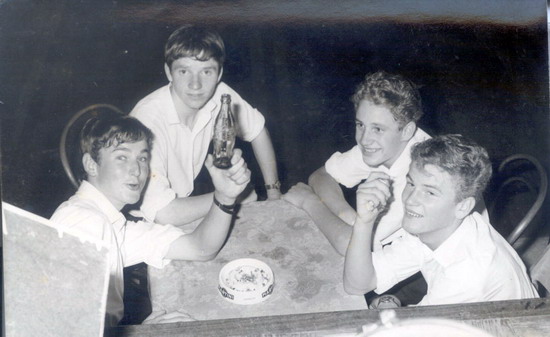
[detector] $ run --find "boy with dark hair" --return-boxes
[131,25,280,226]
[51,115,251,326]
[344,134,538,305]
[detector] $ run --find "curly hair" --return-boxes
[165,25,225,69]
[410,134,492,202]
[352,71,423,128]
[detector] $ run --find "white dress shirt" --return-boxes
[325,128,431,249]
[130,82,265,220]
[372,212,539,305]
[50,181,185,326]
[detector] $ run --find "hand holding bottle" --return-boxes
[206,148,251,205]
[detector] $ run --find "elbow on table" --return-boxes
[343,277,375,295]
[190,245,222,262]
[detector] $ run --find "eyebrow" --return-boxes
[407,174,443,193]
[111,145,150,154]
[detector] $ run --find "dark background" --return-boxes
[1,1,548,238]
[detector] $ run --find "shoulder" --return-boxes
[214,82,249,104]
[411,127,431,143]
[50,200,109,238]
[131,85,170,119]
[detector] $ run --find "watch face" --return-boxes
[266,181,281,190]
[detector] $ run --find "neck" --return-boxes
[86,179,124,211]
[382,141,408,169]
[170,86,198,127]
[419,218,463,250]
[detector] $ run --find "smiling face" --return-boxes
[355,99,413,168]
[165,56,222,116]
[401,163,470,249]
[86,140,150,211]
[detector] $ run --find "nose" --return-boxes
[188,73,202,90]
[129,160,141,177]
[358,128,373,146]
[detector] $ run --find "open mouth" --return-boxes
[362,147,380,154]
[126,183,141,191]
[405,210,423,218]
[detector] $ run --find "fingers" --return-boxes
[357,189,389,211]
[357,178,392,200]
[230,148,243,165]
[357,176,392,214]
[227,155,250,185]
[366,171,391,182]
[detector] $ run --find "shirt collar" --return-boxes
[164,84,218,130]
[76,181,126,224]
[163,85,181,125]
[387,127,429,176]
[431,213,479,267]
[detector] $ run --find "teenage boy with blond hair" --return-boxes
[344,135,538,305]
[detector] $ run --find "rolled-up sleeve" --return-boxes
[123,221,185,269]
[372,234,425,294]
[229,88,265,142]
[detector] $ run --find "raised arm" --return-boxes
[165,149,251,261]
[344,175,391,295]
[308,166,357,225]
[251,127,281,200]
[155,194,213,226]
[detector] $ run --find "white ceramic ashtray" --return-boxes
[218,258,274,305]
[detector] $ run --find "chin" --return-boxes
[362,156,384,168]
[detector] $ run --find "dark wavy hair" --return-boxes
[352,71,423,128]
[80,115,154,166]
[165,25,225,69]
[410,134,492,202]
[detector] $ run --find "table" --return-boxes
[146,199,367,322]
[110,298,550,336]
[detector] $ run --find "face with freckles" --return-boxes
[85,140,150,210]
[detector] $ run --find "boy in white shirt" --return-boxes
[284,71,429,255]
[131,25,280,226]
[344,134,538,305]
[51,115,251,326]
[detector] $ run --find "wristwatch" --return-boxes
[265,181,281,190]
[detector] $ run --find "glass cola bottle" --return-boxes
[213,94,236,169]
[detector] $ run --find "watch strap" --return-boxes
[265,181,281,190]
[213,196,236,215]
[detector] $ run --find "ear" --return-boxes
[82,153,99,178]
[217,66,223,83]
[400,121,416,142]
[454,196,476,220]
[164,63,173,82]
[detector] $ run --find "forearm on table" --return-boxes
[155,193,214,226]
[165,201,234,261]
[301,196,353,256]
[308,167,356,224]
[251,128,279,185]
[344,219,377,295]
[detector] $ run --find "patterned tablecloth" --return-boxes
[147,199,367,321]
